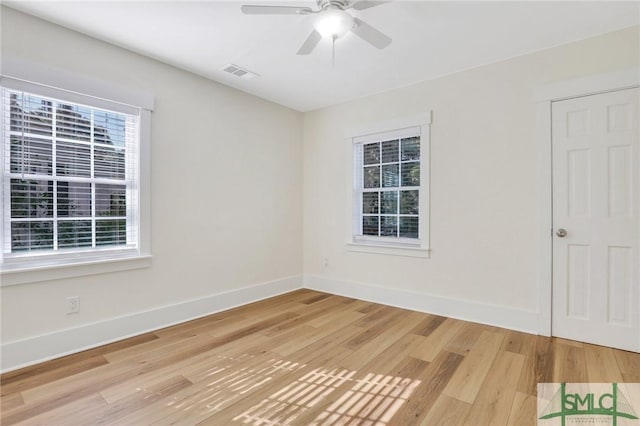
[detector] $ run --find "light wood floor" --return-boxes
[1,289,638,425]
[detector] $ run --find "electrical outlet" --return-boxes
[66,296,80,314]
[323,257,329,268]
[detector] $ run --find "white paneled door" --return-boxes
[552,87,639,352]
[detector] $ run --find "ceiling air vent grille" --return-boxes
[222,64,259,80]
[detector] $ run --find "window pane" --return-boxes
[96,184,126,217]
[56,103,91,141]
[382,164,399,188]
[10,93,52,136]
[56,141,91,177]
[10,136,52,176]
[381,216,398,237]
[399,217,419,238]
[95,146,125,179]
[381,140,399,163]
[94,111,127,148]
[381,191,397,214]
[362,216,379,236]
[363,165,380,188]
[58,220,92,249]
[10,179,53,218]
[96,219,126,246]
[401,137,420,161]
[362,192,379,214]
[57,182,92,217]
[400,190,419,215]
[401,162,420,186]
[11,221,53,251]
[363,143,380,165]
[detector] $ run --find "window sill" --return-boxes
[346,242,430,258]
[0,255,152,286]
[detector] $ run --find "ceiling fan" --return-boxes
[241,0,392,55]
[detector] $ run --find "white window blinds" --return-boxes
[1,87,140,259]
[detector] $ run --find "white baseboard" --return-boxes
[304,275,539,334]
[1,274,540,373]
[1,275,302,373]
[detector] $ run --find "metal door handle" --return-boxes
[556,228,567,238]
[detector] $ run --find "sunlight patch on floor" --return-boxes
[163,356,306,416]
[312,373,421,425]
[233,368,420,425]
[234,367,356,425]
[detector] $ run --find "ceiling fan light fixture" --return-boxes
[314,8,354,38]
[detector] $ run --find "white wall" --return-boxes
[303,26,639,327]
[0,7,303,369]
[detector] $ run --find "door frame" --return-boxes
[534,67,639,337]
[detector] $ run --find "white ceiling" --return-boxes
[5,1,639,112]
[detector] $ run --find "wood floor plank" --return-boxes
[411,314,447,337]
[517,335,554,397]
[1,332,157,386]
[339,311,425,370]
[614,349,640,376]
[343,309,417,351]
[12,393,107,426]
[392,351,465,425]
[93,375,193,425]
[103,330,207,363]
[583,343,624,382]
[501,329,536,356]
[442,330,505,404]
[461,350,525,425]
[552,342,588,383]
[273,326,360,366]
[506,391,537,426]
[1,355,109,396]
[623,373,640,382]
[420,394,471,426]
[409,318,465,362]
[306,308,365,329]
[2,289,637,426]
[262,296,354,337]
[352,305,397,328]
[444,321,484,356]
[0,392,24,413]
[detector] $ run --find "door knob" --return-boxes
[556,228,567,238]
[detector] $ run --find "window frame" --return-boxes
[346,113,431,258]
[0,58,153,285]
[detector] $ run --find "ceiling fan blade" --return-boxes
[351,17,392,49]
[241,5,313,15]
[351,1,389,11]
[297,29,322,55]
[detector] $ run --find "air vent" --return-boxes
[222,64,259,80]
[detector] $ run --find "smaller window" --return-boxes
[351,123,429,254]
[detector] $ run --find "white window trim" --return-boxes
[345,112,432,258]
[0,57,153,286]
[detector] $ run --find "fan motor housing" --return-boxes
[318,0,350,10]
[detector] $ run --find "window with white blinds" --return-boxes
[353,126,424,247]
[1,87,140,262]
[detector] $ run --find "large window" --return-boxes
[2,88,138,261]
[350,118,430,257]
[0,64,153,282]
[2,89,138,258]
